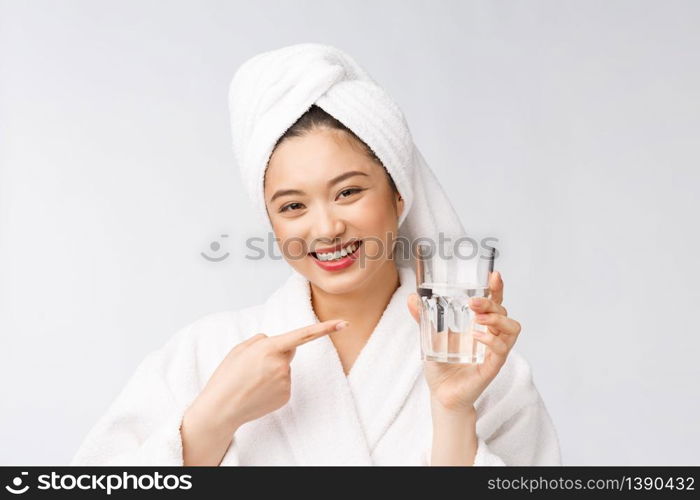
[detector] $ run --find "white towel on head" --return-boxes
[227,42,467,270]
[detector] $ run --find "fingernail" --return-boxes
[496,271,502,282]
[470,297,484,307]
[414,296,421,307]
[336,321,350,331]
[472,329,485,336]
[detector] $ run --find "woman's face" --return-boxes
[264,127,404,294]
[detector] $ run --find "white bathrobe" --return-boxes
[70,265,562,466]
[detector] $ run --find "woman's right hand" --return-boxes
[193,318,350,432]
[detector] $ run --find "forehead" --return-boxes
[264,129,379,190]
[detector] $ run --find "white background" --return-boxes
[1,0,698,465]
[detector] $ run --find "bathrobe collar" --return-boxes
[259,264,422,465]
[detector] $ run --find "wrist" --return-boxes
[429,397,478,466]
[192,390,245,435]
[181,398,238,467]
[430,395,477,418]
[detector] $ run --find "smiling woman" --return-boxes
[263,105,406,376]
[69,42,562,467]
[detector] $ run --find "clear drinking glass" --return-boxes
[415,239,496,364]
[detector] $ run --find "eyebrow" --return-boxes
[269,170,370,203]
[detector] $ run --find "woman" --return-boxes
[70,43,561,466]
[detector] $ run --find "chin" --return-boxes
[309,266,363,293]
[309,259,388,295]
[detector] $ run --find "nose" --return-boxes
[310,204,346,249]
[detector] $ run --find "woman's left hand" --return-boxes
[407,271,522,413]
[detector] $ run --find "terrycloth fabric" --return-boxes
[69,265,562,466]
[228,42,466,271]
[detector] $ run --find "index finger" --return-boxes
[272,319,349,352]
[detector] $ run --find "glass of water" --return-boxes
[414,238,496,364]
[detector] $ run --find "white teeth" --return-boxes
[315,242,359,261]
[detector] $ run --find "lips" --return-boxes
[309,240,363,272]
[309,239,362,260]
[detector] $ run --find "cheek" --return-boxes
[350,195,397,229]
[272,223,309,260]
[352,204,399,262]
[360,238,386,262]
[282,239,308,260]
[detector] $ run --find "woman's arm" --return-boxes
[180,392,244,466]
[430,398,478,466]
[427,393,562,466]
[411,272,561,466]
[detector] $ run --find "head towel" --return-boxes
[228,42,466,270]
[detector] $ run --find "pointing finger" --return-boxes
[273,319,349,352]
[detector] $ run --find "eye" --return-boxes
[279,202,304,213]
[279,188,364,213]
[338,187,364,199]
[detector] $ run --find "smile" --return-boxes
[309,240,363,271]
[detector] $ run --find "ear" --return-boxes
[395,192,404,219]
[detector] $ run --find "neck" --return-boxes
[310,260,400,322]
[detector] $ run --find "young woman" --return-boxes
[70,43,561,466]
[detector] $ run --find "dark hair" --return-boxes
[269,104,399,194]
